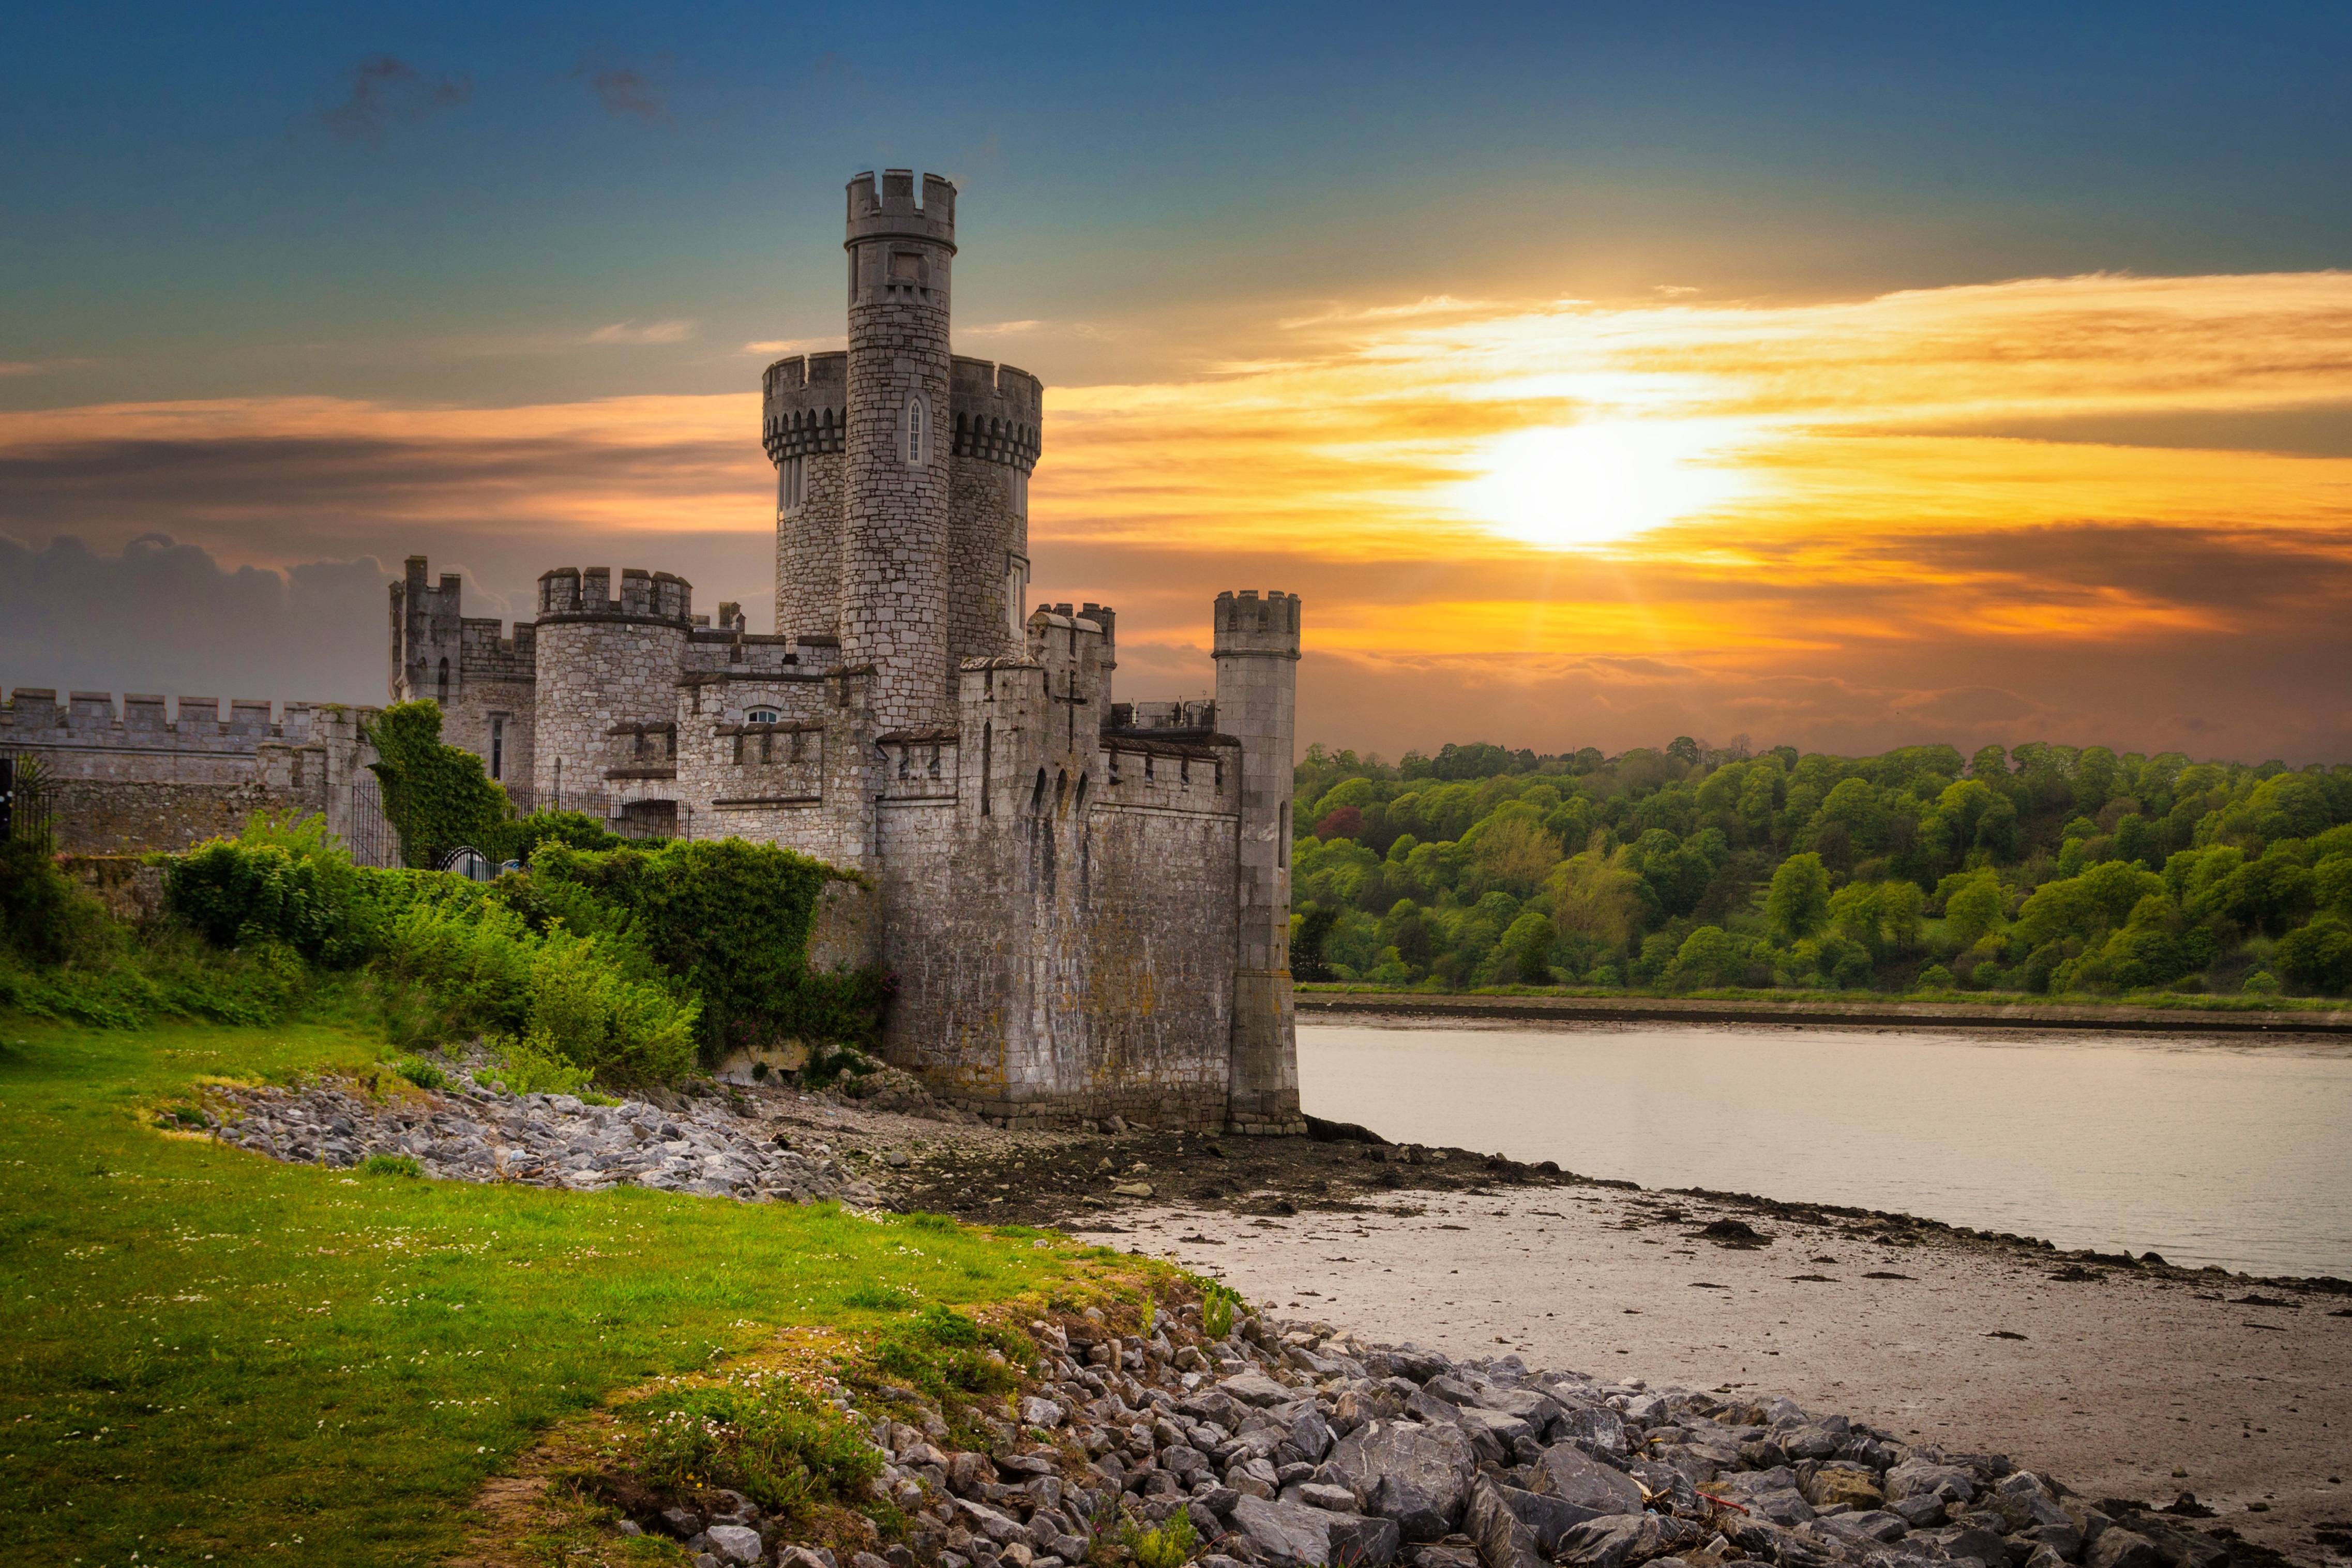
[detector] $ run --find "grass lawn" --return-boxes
[0,1014,1107,1566]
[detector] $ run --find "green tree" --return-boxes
[1766,853,1832,944]
[1943,874,2006,948]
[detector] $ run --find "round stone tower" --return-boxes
[529,565,692,827]
[841,170,957,731]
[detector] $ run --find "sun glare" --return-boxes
[1450,419,1755,549]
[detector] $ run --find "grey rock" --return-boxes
[1813,1511,1909,1544]
[1324,1513,1401,1568]
[1228,1495,1346,1566]
[1461,1476,1544,1568]
[704,1525,765,1564]
[1496,1486,1601,1555]
[1325,1419,1479,1542]
[1021,1397,1066,1428]
[1299,1484,1360,1513]
[1223,1373,1298,1408]
[1890,1495,1948,1529]
[1747,1488,1817,1527]
[2087,1531,2160,1568]
[1552,1514,1702,1568]
[1886,1461,1978,1508]
[1552,1407,1627,1456]
[1526,1443,1644,1517]
[659,1506,702,1539]
[2023,1547,2071,1568]
[1921,1526,2010,1567]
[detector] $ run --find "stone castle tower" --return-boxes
[390,171,1302,1134]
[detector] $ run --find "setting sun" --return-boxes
[1449,418,1757,548]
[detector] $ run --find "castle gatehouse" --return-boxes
[389,172,1304,1133]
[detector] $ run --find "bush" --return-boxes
[2242,969,2281,995]
[391,1055,446,1090]
[360,1153,421,1178]
[474,1030,596,1096]
[529,839,882,1058]
[1916,963,1955,990]
[0,838,100,964]
[165,812,414,967]
[1123,1509,1199,1568]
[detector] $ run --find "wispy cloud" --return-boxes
[740,338,842,357]
[574,57,665,123]
[7,270,2351,759]
[317,55,471,143]
[586,320,695,345]
[0,358,94,378]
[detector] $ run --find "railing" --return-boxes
[0,753,55,847]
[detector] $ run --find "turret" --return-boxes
[766,352,848,642]
[389,555,465,705]
[840,171,957,730]
[1213,590,1304,1134]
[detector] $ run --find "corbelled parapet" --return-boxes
[948,357,1043,472]
[763,352,848,462]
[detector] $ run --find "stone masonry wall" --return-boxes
[840,171,957,732]
[530,619,688,818]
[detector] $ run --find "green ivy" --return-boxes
[366,701,516,869]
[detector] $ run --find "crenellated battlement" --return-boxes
[536,566,693,624]
[948,357,1043,471]
[1213,589,1303,657]
[3,689,330,746]
[846,170,957,250]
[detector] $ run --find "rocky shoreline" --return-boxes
[592,1294,2305,1568]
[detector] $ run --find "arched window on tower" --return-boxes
[1011,468,1029,519]
[904,395,928,466]
[777,457,806,518]
[436,657,449,704]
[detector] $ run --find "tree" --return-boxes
[1313,805,1365,841]
[1667,925,1743,989]
[1498,912,1557,986]
[1944,875,2006,948]
[1666,736,1701,766]
[1766,853,1831,944]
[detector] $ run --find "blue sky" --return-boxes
[8,2,2349,408]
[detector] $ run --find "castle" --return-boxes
[385,172,1305,1134]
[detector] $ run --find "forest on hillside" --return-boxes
[1287,737,2352,1000]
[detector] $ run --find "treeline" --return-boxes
[1289,737,2352,1000]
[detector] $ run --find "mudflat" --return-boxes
[1098,1183,2350,1566]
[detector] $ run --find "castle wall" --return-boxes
[3,690,383,857]
[1213,590,1305,1134]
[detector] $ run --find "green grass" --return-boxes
[0,1014,1091,1566]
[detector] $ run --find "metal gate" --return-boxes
[347,774,405,868]
[0,753,54,848]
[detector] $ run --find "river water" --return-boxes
[1296,1019,2352,1280]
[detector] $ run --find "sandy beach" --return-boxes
[1086,1184,2348,1564]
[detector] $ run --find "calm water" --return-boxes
[1298,1020,2352,1280]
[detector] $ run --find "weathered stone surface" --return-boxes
[703,1525,765,1564]
[1461,1476,1545,1568]
[1222,1374,1298,1408]
[1496,1486,1601,1555]
[2088,1530,2162,1568]
[1552,1407,1628,1456]
[1526,1443,1645,1516]
[1325,1420,1479,1542]
[1228,1495,1342,1566]
[1323,1513,1401,1567]
[1552,1514,1701,1568]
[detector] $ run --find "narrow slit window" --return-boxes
[489,716,504,779]
[436,657,449,703]
[904,396,927,466]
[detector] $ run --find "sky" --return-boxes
[5,2,2350,764]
